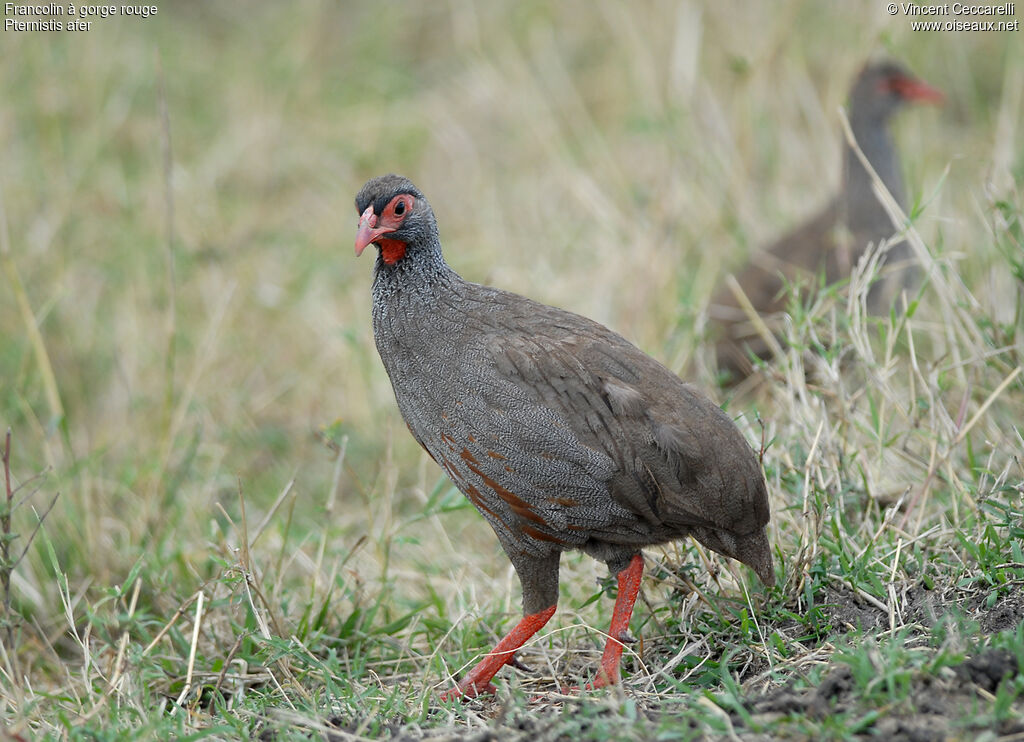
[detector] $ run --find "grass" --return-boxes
[1,1,1023,739]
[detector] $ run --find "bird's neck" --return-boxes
[841,113,905,231]
[369,239,470,386]
[371,238,462,316]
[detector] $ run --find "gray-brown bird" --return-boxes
[711,62,943,380]
[354,174,774,699]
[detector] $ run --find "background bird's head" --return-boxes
[850,62,944,124]
[354,174,439,266]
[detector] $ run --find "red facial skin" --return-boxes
[355,194,415,265]
[883,74,945,104]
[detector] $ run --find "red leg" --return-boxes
[589,554,643,689]
[442,604,557,700]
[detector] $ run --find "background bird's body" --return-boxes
[711,62,943,379]
[357,174,773,696]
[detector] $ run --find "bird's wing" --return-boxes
[480,294,769,539]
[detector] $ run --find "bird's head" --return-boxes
[851,62,944,122]
[354,174,439,266]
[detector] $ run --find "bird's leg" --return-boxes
[442,604,556,700]
[589,553,644,689]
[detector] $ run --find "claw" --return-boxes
[507,656,533,672]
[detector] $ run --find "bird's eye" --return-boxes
[393,200,406,217]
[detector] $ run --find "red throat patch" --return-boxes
[378,238,407,265]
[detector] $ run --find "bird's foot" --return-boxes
[440,679,498,701]
[441,604,557,702]
[583,672,618,691]
[550,679,616,695]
